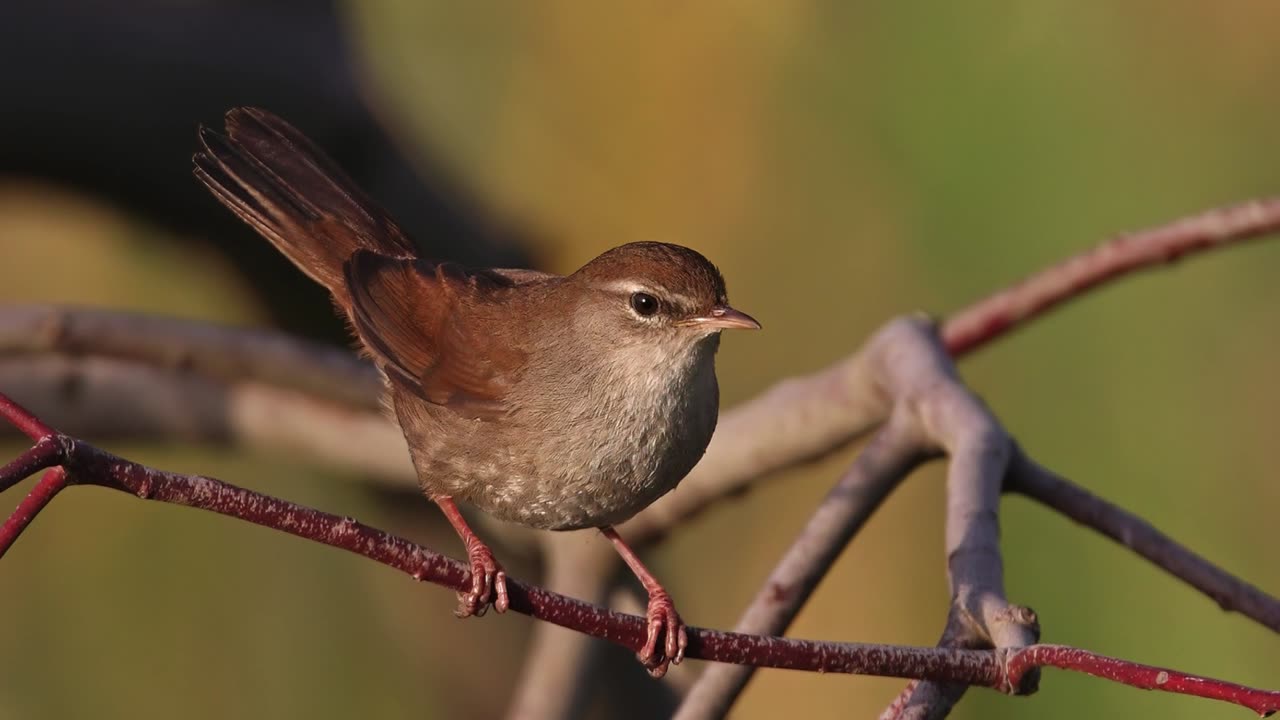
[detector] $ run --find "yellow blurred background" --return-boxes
[1,2,1278,718]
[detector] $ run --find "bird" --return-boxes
[192,107,759,676]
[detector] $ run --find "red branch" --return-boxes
[0,395,68,555]
[0,392,1276,714]
[1005,645,1278,717]
[941,197,1280,355]
[0,390,54,439]
[0,465,66,555]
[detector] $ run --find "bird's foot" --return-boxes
[454,538,509,618]
[638,588,687,678]
[435,496,509,618]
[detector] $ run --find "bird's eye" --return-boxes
[629,292,660,317]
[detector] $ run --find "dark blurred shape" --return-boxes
[0,0,532,341]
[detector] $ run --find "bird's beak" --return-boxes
[680,304,761,331]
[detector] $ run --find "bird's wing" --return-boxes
[344,250,553,420]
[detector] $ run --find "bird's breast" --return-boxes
[458,337,722,530]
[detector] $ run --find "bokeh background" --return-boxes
[2,2,1279,718]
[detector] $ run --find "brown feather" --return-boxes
[344,251,542,420]
[193,107,754,539]
[192,107,418,308]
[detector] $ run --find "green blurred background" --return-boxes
[1,2,1278,718]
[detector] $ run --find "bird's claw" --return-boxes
[454,541,509,618]
[637,589,687,678]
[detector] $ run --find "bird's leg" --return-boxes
[435,496,509,617]
[600,526,688,678]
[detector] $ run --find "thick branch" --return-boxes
[0,305,380,409]
[0,356,415,485]
[678,318,1041,720]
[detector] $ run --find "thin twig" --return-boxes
[0,467,67,558]
[941,197,1280,355]
[1004,644,1278,716]
[1005,447,1280,633]
[0,385,55,439]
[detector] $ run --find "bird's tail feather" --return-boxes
[193,107,418,308]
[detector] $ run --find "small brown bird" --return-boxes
[193,107,758,676]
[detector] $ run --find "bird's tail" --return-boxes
[193,107,419,310]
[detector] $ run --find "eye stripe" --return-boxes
[601,280,700,309]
